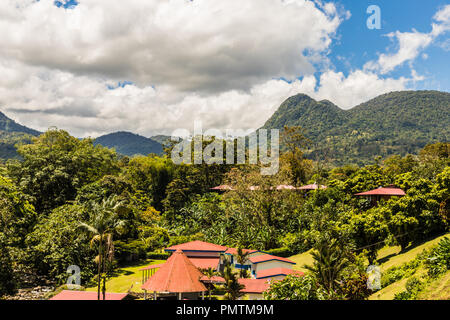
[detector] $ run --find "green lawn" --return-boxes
[289,249,314,273]
[86,259,165,294]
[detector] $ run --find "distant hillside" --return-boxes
[0,111,40,136]
[94,131,163,157]
[262,91,450,165]
[0,111,40,160]
[150,135,172,146]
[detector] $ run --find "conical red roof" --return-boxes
[142,249,207,293]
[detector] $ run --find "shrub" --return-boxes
[265,247,294,258]
[114,239,147,264]
[394,277,424,300]
[0,242,16,296]
[425,237,450,278]
[147,252,170,260]
[264,274,326,300]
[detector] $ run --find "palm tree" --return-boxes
[79,196,125,300]
[304,238,349,298]
[221,260,245,300]
[203,267,217,300]
[235,248,250,278]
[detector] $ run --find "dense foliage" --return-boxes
[94,131,163,157]
[263,91,450,165]
[0,124,448,300]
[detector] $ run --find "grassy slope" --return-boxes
[86,259,165,294]
[289,249,315,273]
[370,233,449,300]
[288,233,450,300]
[418,271,450,300]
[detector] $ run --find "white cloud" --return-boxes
[0,2,447,138]
[365,4,450,74]
[365,31,433,74]
[0,0,342,93]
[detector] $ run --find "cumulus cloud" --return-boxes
[0,1,447,138]
[365,4,450,74]
[0,0,342,93]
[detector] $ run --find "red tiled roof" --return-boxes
[256,268,304,279]
[249,254,295,265]
[165,240,227,252]
[200,275,225,284]
[210,185,234,191]
[224,248,259,255]
[238,279,270,294]
[189,257,220,270]
[140,263,165,271]
[50,290,129,300]
[355,187,406,196]
[298,184,327,190]
[276,185,297,190]
[142,249,207,293]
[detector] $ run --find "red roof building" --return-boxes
[298,184,328,190]
[210,185,234,191]
[355,186,406,206]
[200,275,225,284]
[238,279,270,294]
[165,240,227,253]
[355,187,406,196]
[256,268,304,280]
[142,249,207,299]
[249,254,295,265]
[224,248,259,255]
[50,290,130,300]
[189,257,220,270]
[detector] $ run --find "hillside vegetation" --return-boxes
[263,91,450,165]
[94,131,163,157]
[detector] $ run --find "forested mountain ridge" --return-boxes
[1,90,449,163]
[262,90,450,165]
[0,111,40,159]
[0,111,40,136]
[94,131,163,157]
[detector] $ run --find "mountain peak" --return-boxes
[0,109,40,136]
[94,131,163,157]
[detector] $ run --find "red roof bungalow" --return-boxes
[165,240,227,270]
[249,254,296,278]
[142,249,207,300]
[49,290,132,300]
[256,268,304,280]
[355,186,406,206]
[238,278,271,300]
[298,184,328,191]
[210,185,234,192]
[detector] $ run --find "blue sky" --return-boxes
[329,0,449,91]
[1,0,449,137]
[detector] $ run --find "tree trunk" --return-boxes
[97,236,103,300]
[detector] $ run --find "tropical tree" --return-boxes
[221,261,244,300]
[264,274,325,300]
[203,267,217,300]
[0,238,16,296]
[7,129,119,213]
[304,238,350,298]
[235,248,250,278]
[280,126,311,186]
[79,196,125,300]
